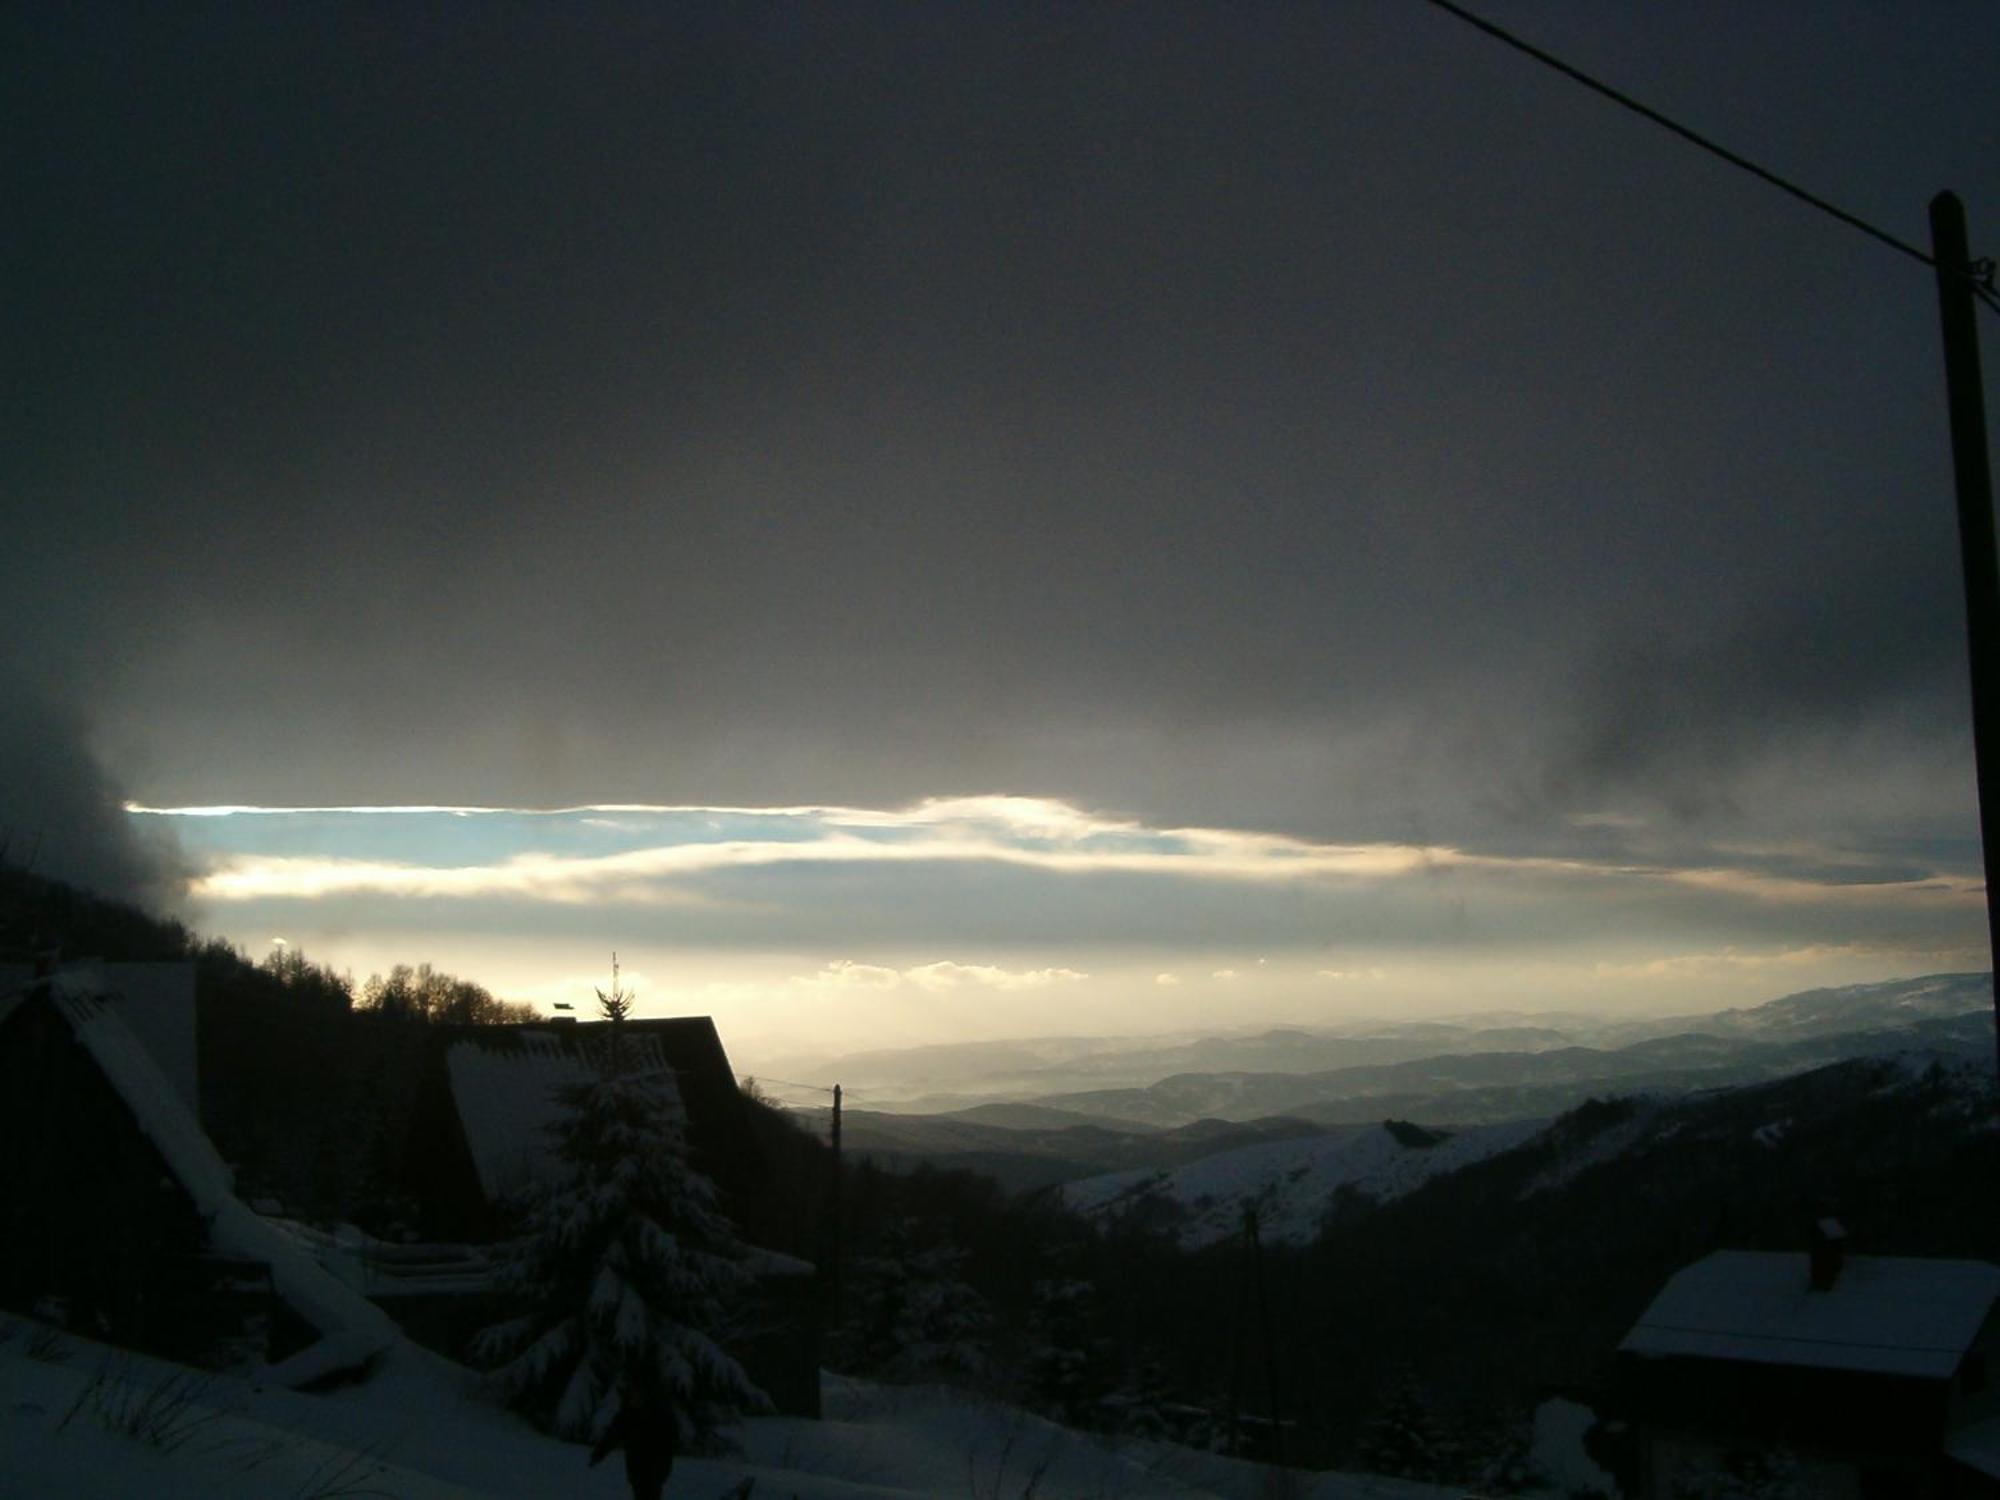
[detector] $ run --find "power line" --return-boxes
[1416,0,1998,309]
[750,1075,845,1098]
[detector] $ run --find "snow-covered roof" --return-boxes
[447,1029,684,1202]
[37,974,398,1385]
[1620,1250,2000,1379]
[0,962,197,1110]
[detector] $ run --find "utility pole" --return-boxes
[1930,191,2000,1078]
[826,1083,843,1325]
[1225,1212,1247,1459]
[1245,1205,1285,1468]
[1225,1204,1285,1462]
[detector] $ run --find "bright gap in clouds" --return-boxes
[132,795,1988,1060]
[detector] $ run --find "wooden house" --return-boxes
[0,967,210,1353]
[0,968,397,1383]
[1618,1226,2000,1498]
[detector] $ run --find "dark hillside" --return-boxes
[960,1054,2000,1473]
[1287,1056,2000,1456]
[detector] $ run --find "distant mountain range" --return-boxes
[1020,1007,1993,1129]
[816,974,1994,1189]
[763,973,1993,1115]
[758,1018,1602,1110]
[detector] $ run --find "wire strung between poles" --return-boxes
[1416,0,2000,314]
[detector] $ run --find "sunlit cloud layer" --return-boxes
[136,795,1983,914]
[795,959,1089,994]
[130,795,1987,1053]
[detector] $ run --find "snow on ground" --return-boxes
[0,1320,1461,1499]
[1063,1117,1547,1248]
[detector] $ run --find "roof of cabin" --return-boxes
[1620,1250,2000,1379]
[447,1028,684,1200]
[0,961,196,1110]
[421,1017,755,1211]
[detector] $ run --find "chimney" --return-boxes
[1809,1217,1848,1291]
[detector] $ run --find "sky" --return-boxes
[9,3,2000,1060]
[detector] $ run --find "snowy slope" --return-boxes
[1063,1117,1547,1248]
[0,1322,1460,1499]
[1599,971,1994,1045]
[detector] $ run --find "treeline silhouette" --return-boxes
[0,866,537,1224]
[1,862,534,1025]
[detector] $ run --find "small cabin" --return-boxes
[1618,1227,2000,1498]
[0,969,397,1383]
[0,968,212,1353]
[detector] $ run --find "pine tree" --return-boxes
[837,1218,990,1383]
[475,968,767,1449]
[1356,1370,1458,1483]
[1027,1277,1117,1427]
[596,953,633,1024]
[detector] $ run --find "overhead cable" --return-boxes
[1416,0,1997,310]
[749,1076,842,1097]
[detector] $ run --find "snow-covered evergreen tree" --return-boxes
[1026,1277,1118,1427]
[837,1218,990,1383]
[475,969,766,1448]
[1355,1370,1458,1483]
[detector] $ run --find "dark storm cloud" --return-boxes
[1532,568,1972,826]
[10,3,1998,860]
[0,692,185,910]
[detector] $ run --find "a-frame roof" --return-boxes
[403,1016,758,1238]
[1,973,398,1385]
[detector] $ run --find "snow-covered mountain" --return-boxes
[1063,1116,1550,1249]
[1596,971,1994,1045]
[759,973,1994,1121]
[1061,1037,1998,1253]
